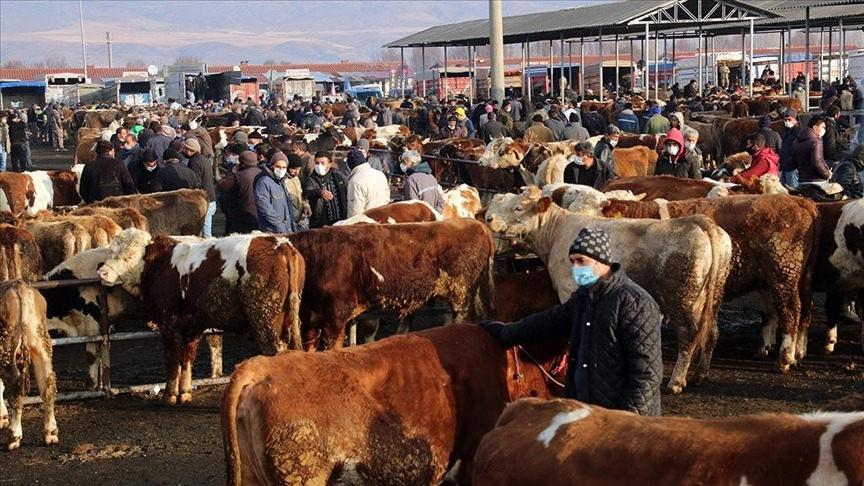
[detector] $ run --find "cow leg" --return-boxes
[160,328,182,406]
[29,339,58,445]
[796,280,814,362]
[0,379,6,430]
[692,323,720,386]
[666,314,699,395]
[824,292,844,355]
[178,337,202,405]
[205,334,223,378]
[774,288,801,373]
[757,290,779,357]
[3,366,25,450]
[85,342,100,390]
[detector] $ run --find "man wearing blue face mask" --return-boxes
[480,227,663,416]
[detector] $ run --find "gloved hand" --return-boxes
[479,320,506,342]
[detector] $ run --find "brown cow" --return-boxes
[221,324,567,485]
[86,189,207,235]
[493,270,558,322]
[0,224,41,282]
[22,219,91,272]
[69,206,149,231]
[717,117,784,161]
[35,212,122,248]
[291,219,495,350]
[613,146,659,178]
[97,230,305,405]
[335,200,441,225]
[0,281,59,450]
[604,176,720,200]
[473,397,864,486]
[601,195,820,367]
[83,110,120,129]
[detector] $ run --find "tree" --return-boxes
[43,55,67,67]
[1,60,25,69]
[174,55,201,65]
[262,59,277,65]
[125,59,147,68]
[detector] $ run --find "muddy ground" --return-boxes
[0,145,861,485]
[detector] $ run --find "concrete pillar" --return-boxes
[488,0,505,102]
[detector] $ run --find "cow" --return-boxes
[74,129,112,164]
[493,270,559,323]
[221,324,568,485]
[83,109,121,130]
[717,117,784,161]
[442,184,482,219]
[472,397,864,486]
[35,212,122,248]
[604,176,726,200]
[477,138,530,169]
[0,171,82,217]
[96,229,305,405]
[587,195,820,367]
[86,189,207,236]
[485,187,732,393]
[22,220,91,272]
[613,146,659,178]
[0,281,59,450]
[335,200,442,226]
[290,219,496,351]
[0,224,41,282]
[542,183,645,214]
[69,206,149,231]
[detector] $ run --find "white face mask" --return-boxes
[315,164,328,176]
[667,145,680,156]
[570,155,584,166]
[685,141,696,151]
[817,127,826,138]
[608,139,618,148]
[145,164,157,172]
[188,121,198,130]
[400,163,409,173]
[273,167,287,179]
[784,119,796,128]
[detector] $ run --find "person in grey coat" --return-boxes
[544,107,567,141]
[400,150,444,212]
[481,228,663,416]
[254,155,297,233]
[562,112,589,142]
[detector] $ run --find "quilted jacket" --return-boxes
[499,265,663,416]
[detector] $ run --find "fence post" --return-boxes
[97,285,111,397]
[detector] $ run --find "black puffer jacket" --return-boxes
[830,151,864,199]
[498,266,663,416]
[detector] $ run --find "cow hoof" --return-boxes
[6,437,21,451]
[665,383,685,395]
[823,343,836,355]
[179,392,192,404]
[691,375,708,387]
[754,347,770,359]
[210,372,222,379]
[44,429,58,446]
[163,394,178,406]
[777,363,791,374]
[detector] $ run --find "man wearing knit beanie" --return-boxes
[480,227,664,417]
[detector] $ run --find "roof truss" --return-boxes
[629,0,770,25]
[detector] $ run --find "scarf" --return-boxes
[322,173,342,224]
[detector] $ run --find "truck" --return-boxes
[163,63,207,102]
[345,83,384,104]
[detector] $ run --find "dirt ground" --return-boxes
[1,145,861,485]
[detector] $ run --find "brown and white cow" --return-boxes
[485,187,732,393]
[0,224,42,282]
[473,397,864,486]
[291,219,496,350]
[0,171,80,217]
[0,281,59,450]
[97,230,305,404]
[221,324,568,485]
[86,189,207,236]
[334,200,442,226]
[585,195,821,368]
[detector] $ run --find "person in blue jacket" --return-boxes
[254,155,297,233]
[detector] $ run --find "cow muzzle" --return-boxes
[96,265,120,286]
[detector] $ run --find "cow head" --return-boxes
[442,184,482,219]
[96,228,152,297]
[479,138,525,169]
[485,187,551,238]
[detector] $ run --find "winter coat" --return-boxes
[480,120,509,142]
[564,159,615,190]
[562,123,589,142]
[498,265,663,416]
[524,122,554,144]
[264,116,285,136]
[136,128,155,149]
[544,117,567,141]
[303,169,348,228]
[645,114,671,135]
[616,110,640,133]
[152,162,200,193]
[779,124,802,172]
[377,108,393,127]
[217,164,261,233]
[186,153,216,202]
[403,162,444,212]
[79,155,138,203]
[346,163,390,217]
[594,138,617,176]
[188,126,215,159]
[120,144,143,167]
[830,154,864,199]
[8,120,27,144]
[282,175,305,224]
[793,128,830,182]
[145,134,173,163]
[823,117,842,162]
[458,117,476,138]
[243,109,265,127]
[0,123,9,153]
[439,125,468,140]
[731,147,780,184]
[128,162,160,194]
[582,112,607,137]
[654,128,701,179]
[254,167,296,234]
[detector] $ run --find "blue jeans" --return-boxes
[202,201,217,238]
[780,170,798,189]
[0,149,6,172]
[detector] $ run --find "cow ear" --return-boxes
[537,197,552,213]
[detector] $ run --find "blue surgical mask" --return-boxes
[571,265,599,287]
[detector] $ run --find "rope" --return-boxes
[516,345,566,389]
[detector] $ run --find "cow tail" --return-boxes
[221,369,254,486]
[287,247,305,351]
[698,220,731,351]
[474,231,497,320]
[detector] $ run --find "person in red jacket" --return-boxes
[730,133,780,184]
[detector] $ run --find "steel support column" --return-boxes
[840,19,846,80]
[644,23,649,94]
[527,41,532,104]
[599,28,604,102]
[805,7,811,112]
[653,27,659,100]
[820,27,825,83]
[672,36,676,87]
[698,28,704,96]
[749,18,754,97]
[443,45,448,100]
[580,38,585,99]
[560,35,566,104]
[521,41,526,99]
[568,41,574,99]
[421,45,426,97]
[488,0,505,102]
[400,47,405,96]
[550,39,554,97]
[779,33,784,87]
[615,34,620,96]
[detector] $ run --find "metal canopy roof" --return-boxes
[383,0,776,48]
[672,1,864,36]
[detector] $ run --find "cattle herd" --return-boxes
[0,94,863,485]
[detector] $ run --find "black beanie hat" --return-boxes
[346,148,366,170]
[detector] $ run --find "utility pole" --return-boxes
[106,32,113,68]
[79,0,88,79]
[488,0,505,102]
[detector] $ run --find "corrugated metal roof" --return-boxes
[384,0,777,47]
[750,0,862,9]
[690,2,864,35]
[0,81,47,89]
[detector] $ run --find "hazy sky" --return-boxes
[0,0,594,66]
